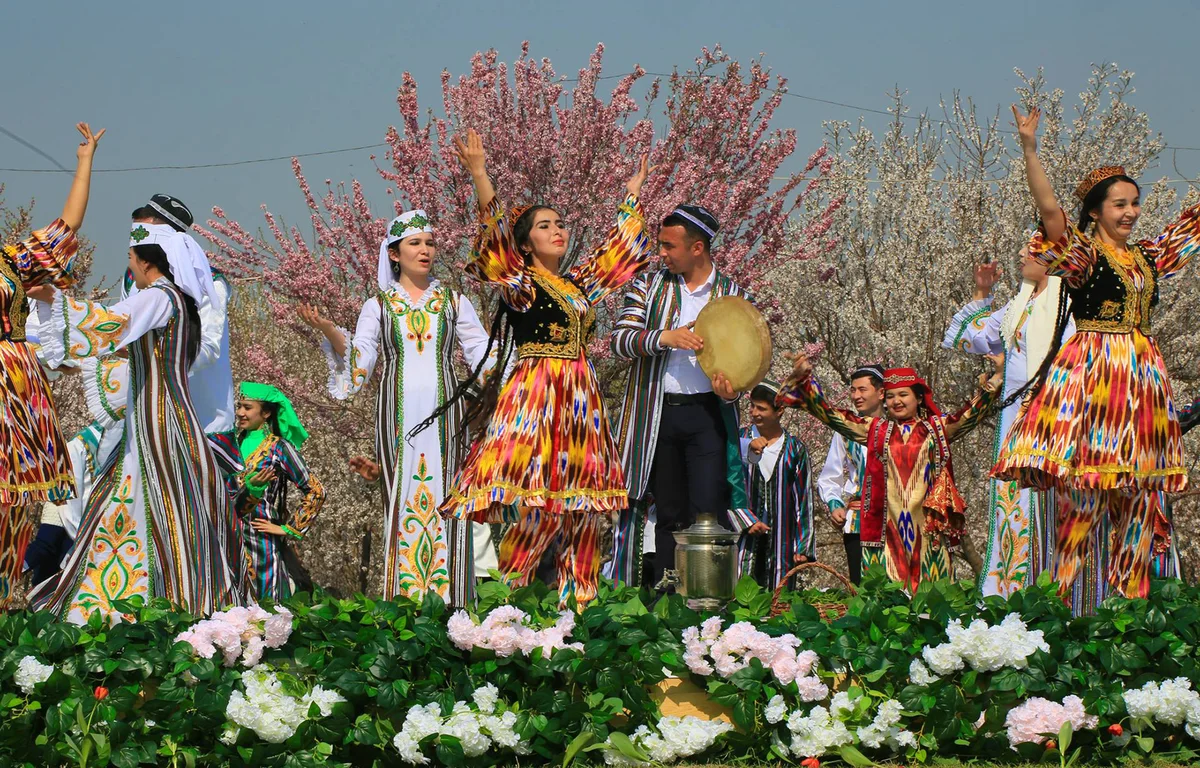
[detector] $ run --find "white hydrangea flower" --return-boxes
[765,694,788,724]
[909,658,940,685]
[14,656,54,694]
[472,682,500,714]
[219,725,240,745]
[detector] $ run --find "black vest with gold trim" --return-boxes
[507,271,596,360]
[1067,242,1157,334]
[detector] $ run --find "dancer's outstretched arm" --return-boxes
[62,123,105,232]
[1012,105,1064,243]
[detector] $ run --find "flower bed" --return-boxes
[1,573,1199,767]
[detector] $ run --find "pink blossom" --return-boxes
[1005,696,1098,749]
[241,636,266,667]
[263,609,293,648]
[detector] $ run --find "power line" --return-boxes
[2,71,1198,174]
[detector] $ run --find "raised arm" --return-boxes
[61,123,105,233]
[34,286,175,361]
[944,354,1005,442]
[1013,106,1066,244]
[942,264,1004,356]
[568,156,654,305]
[454,129,497,216]
[776,352,871,444]
[312,299,382,400]
[1142,202,1200,279]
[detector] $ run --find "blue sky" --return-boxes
[4,0,1198,282]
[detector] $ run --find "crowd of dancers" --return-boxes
[1,108,1198,625]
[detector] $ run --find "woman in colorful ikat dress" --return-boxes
[779,358,1004,592]
[941,246,1116,615]
[424,130,652,608]
[299,209,496,607]
[993,106,1200,599]
[223,383,326,601]
[30,223,247,623]
[0,123,101,609]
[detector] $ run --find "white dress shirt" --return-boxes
[662,268,716,395]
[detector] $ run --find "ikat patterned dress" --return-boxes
[0,219,78,607]
[779,376,1000,591]
[30,279,247,623]
[440,194,650,606]
[993,203,1200,598]
[324,280,492,606]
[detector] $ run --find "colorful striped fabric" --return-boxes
[230,432,325,601]
[606,267,751,586]
[737,427,815,590]
[31,280,248,622]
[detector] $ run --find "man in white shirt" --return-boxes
[815,364,885,583]
[609,205,753,588]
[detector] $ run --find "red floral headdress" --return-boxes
[883,367,941,417]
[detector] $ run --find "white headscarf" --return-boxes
[128,222,216,304]
[377,209,434,290]
[1001,275,1065,370]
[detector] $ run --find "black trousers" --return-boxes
[24,523,71,586]
[649,394,729,586]
[843,533,862,584]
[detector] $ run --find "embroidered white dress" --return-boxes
[324,280,495,605]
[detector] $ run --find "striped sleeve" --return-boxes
[277,440,325,538]
[793,444,816,561]
[777,375,870,444]
[610,272,667,359]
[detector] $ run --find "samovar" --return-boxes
[670,512,739,612]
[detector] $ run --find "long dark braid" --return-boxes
[1001,284,1071,409]
[408,302,515,443]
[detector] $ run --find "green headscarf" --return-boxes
[238,382,309,449]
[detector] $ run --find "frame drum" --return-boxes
[693,295,772,392]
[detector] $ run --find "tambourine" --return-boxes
[694,295,772,392]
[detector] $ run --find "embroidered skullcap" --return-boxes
[850,364,885,384]
[378,209,434,290]
[129,222,216,305]
[1074,166,1127,202]
[882,367,941,416]
[668,204,720,239]
[147,194,194,232]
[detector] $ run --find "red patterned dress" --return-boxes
[441,193,650,605]
[0,219,78,606]
[993,203,1200,597]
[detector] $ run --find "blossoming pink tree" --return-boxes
[198,43,841,594]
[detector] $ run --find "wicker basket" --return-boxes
[769,561,857,621]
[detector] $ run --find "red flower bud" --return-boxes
[1108,724,1123,736]
[94,686,109,700]
[801,758,821,768]
[1045,740,1057,751]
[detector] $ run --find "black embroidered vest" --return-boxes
[1068,243,1157,334]
[507,272,596,360]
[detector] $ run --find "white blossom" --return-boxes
[14,656,54,694]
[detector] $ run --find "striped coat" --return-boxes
[607,267,752,585]
[737,427,815,589]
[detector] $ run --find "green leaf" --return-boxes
[563,730,595,767]
[1136,736,1154,753]
[839,743,876,766]
[1057,719,1073,755]
[608,732,651,763]
[734,576,759,606]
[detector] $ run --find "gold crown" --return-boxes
[1074,166,1126,201]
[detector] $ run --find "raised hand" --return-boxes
[973,262,1000,298]
[453,129,487,178]
[784,350,813,384]
[1011,105,1040,151]
[626,153,651,198]
[75,122,106,162]
[297,303,330,331]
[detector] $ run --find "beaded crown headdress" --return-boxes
[1074,166,1126,202]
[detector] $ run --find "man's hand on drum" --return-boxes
[661,326,703,351]
[747,521,770,536]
